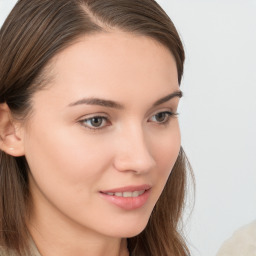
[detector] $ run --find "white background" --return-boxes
[1,1,256,256]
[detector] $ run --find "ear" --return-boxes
[0,103,25,157]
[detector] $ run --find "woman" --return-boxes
[0,0,192,255]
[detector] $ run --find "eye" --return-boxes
[148,111,176,124]
[80,116,110,130]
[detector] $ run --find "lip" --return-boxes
[100,184,151,210]
[101,184,151,193]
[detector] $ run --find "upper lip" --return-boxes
[100,184,151,193]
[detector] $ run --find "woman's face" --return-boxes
[23,32,181,238]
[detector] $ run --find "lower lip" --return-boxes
[100,189,151,210]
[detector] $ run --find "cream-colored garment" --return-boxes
[216,220,256,256]
[0,240,41,256]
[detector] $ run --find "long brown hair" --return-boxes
[0,0,192,255]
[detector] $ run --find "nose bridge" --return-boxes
[113,121,156,173]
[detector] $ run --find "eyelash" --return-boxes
[79,111,178,131]
[148,111,177,125]
[79,116,110,130]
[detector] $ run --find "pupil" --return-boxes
[91,117,102,127]
[156,113,165,122]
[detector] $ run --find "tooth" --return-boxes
[132,191,139,197]
[123,192,132,197]
[138,190,145,196]
[115,192,123,197]
[107,190,146,197]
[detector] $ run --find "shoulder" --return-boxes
[0,246,14,256]
[216,220,256,256]
[0,243,41,256]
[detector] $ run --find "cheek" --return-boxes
[150,122,181,191]
[154,122,181,169]
[24,125,115,228]
[132,125,180,224]
[24,123,112,199]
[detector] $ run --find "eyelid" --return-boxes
[76,108,178,131]
[78,114,111,131]
[149,108,178,118]
[148,110,178,124]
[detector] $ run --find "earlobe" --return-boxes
[0,103,25,157]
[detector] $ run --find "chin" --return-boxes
[107,216,150,239]
[125,227,147,238]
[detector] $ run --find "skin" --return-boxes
[18,32,181,256]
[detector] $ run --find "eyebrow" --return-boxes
[68,90,183,109]
[153,90,183,106]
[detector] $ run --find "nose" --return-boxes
[113,125,156,174]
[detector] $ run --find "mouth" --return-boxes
[100,185,151,210]
[103,190,146,198]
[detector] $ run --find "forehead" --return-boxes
[33,32,179,108]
